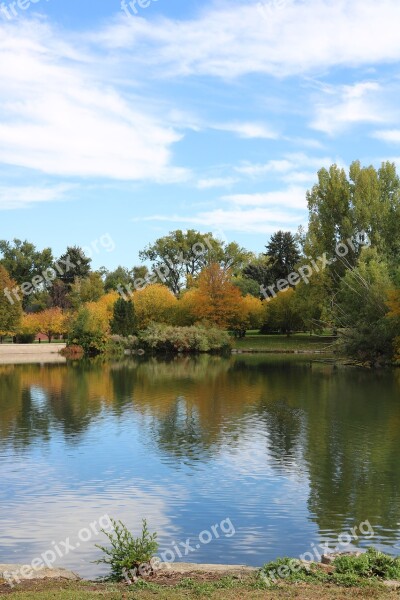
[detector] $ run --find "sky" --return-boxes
[1,0,400,270]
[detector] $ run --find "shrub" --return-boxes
[60,344,84,359]
[138,323,231,354]
[333,547,400,580]
[95,518,158,582]
[67,307,108,356]
[15,333,36,344]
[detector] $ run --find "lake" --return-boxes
[0,355,399,578]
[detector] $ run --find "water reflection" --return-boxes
[0,356,399,575]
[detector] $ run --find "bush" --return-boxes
[95,519,158,582]
[333,547,400,580]
[67,307,108,356]
[60,344,84,359]
[15,333,36,344]
[138,323,232,354]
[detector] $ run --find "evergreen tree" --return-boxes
[111,298,136,336]
[265,231,301,284]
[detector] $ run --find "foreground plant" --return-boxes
[95,518,158,582]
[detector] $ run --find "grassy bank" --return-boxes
[233,332,338,353]
[0,577,395,599]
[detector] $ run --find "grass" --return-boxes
[0,576,395,599]
[3,550,400,598]
[234,331,338,353]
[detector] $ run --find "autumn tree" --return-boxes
[133,284,178,328]
[140,230,251,294]
[35,308,67,343]
[0,265,22,340]
[188,264,244,329]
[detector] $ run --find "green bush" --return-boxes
[15,333,36,344]
[260,549,400,589]
[95,518,158,582]
[138,323,231,354]
[67,307,108,356]
[333,547,400,580]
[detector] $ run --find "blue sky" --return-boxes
[1,0,400,269]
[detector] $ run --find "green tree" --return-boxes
[0,239,53,286]
[140,230,251,295]
[335,249,396,363]
[265,231,301,284]
[111,298,136,336]
[57,246,92,287]
[263,289,304,335]
[69,273,105,309]
[0,265,22,339]
[242,254,272,291]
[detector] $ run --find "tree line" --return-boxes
[0,160,399,363]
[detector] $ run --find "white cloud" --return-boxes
[136,208,302,233]
[0,20,187,182]
[236,153,335,179]
[196,177,239,189]
[222,186,307,210]
[97,1,400,78]
[374,129,400,143]
[0,184,71,209]
[214,122,278,139]
[311,82,386,135]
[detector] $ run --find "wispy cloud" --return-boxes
[222,186,307,210]
[373,129,400,143]
[311,82,387,135]
[97,1,400,78]
[213,122,278,139]
[196,177,239,189]
[0,184,72,210]
[0,20,187,183]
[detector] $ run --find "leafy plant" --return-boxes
[95,518,158,582]
[333,547,400,580]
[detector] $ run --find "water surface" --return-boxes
[0,356,399,577]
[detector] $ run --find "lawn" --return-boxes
[233,332,338,353]
[0,578,395,599]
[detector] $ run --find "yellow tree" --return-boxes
[133,284,177,328]
[19,313,41,338]
[0,265,22,340]
[36,308,67,343]
[189,264,244,329]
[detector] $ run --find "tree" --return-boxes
[306,161,400,269]
[35,308,66,343]
[17,313,41,343]
[0,265,22,339]
[111,298,136,336]
[140,230,251,294]
[57,246,92,287]
[242,254,272,289]
[265,231,301,285]
[133,284,178,328]
[104,266,135,292]
[68,273,105,309]
[0,239,53,286]
[188,264,245,329]
[0,239,53,309]
[263,289,304,335]
[335,249,396,362]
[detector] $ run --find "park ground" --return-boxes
[233,331,337,353]
[0,576,397,599]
